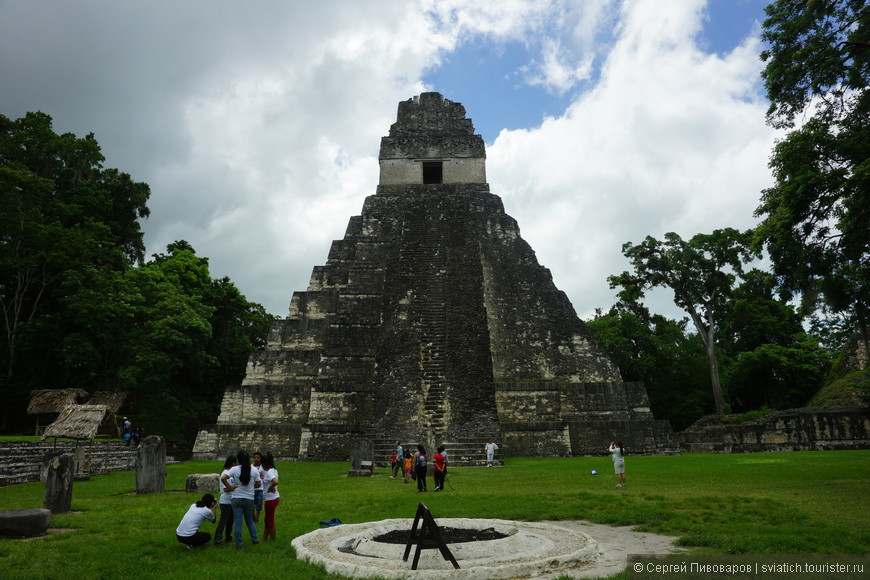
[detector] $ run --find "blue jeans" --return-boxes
[231,497,259,548]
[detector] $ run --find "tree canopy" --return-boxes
[587,305,712,430]
[608,229,759,414]
[755,0,869,350]
[0,113,271,438]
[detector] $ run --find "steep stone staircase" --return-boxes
[371,434,504,468]
[399,210,450,435]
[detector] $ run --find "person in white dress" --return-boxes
[609,442,626,487]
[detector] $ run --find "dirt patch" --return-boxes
[4,528,78,541]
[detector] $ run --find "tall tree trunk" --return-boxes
[705,338,726,414]
[688,308,726,414]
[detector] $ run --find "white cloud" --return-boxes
[522,37,595,93]
[488,0,779,318]
[0,0,778,321]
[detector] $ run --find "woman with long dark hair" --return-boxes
[260,452,280,541]
[415,445,428,492]
[220,450,261,549]
[608,441,626,487]
[175,493,216,549]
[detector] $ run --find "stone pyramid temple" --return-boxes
[193,93,676,461]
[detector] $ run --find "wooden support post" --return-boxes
[402,502,459,570]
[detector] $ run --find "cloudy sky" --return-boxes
[0,0,778,320]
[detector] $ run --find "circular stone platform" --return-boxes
[291,518,600,579]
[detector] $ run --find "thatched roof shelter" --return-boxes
[86,391,128,413]
[40,404,120,441]
[27,388,88,415]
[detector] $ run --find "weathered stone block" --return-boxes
[186,473,220,493]
[43,454,74,514]
[0,508,51,537]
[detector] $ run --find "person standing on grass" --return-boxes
[415,445,428,492]
[214,455,236,546]
[390,440,404,479]
[221,450,261,549]
[433,446,446,492]
[260,452,280,541]
[609,442,626,487]
[176,493,216,549]
[484,438,499,467]
[403,450,413,484]
[252,451,265,523]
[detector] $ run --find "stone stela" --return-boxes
[136,435,166,494]
[194,92,677,461]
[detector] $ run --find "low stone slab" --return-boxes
[348,460,374,477]
[0,508,51,537]
[186,473,220,493]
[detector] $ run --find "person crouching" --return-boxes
[176,493,217,549]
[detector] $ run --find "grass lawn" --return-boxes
[0,451,867,579]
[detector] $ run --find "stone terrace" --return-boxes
[0,441,141,487]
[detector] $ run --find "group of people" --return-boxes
[120,417,144,446]
[176,438,625,550]
[387,438,626,489]
[388,441,449,492]
[176,450,280,550]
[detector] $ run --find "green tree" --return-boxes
[608,229,759,414]
[0,113,270,437]
[205,276,272,387]
[755,0,869,355]
[727,337,832,411]
[718,270,833,411]
[0,112,149,430]
[123,246,217,439]
[718,269,804,353]
[588,305,712,430]
[43,242,272,440]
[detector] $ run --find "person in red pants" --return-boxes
[261,452,281,541]
[433,446,447,491]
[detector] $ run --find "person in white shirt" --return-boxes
[484,439,499,467]
[214,455,236,546]
[252,451,265,523]
[176,493,216,549]
[260,452,280,541]
[221,450,261,549]
[609,442,626,487]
